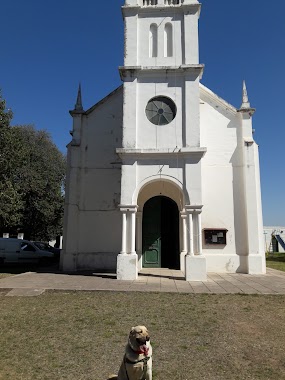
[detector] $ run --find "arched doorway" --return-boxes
[142,196,180,269]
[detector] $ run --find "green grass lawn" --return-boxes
[1,291,285,380]
[266,252,285,272]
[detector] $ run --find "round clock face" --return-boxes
[145,96,177,125]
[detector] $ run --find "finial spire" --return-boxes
[238,80,255,115]
[240,80,251,109]
[74,83,83,111]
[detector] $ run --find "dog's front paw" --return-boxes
[107,375,118,380]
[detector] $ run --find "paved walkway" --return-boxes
[1,267,285,296]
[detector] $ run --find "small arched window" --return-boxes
[164,23,173,57]
[149,24,158,58]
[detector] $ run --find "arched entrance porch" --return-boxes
[135,178,185,272]
[117,177,206,281]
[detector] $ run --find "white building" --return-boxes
[61,0,266,281]
[264,227,285,253]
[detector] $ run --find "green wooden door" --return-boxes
[142,196,180,269]
[142,197,161,268]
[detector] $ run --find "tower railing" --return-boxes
[143,0,158,5]
[164,0,183,4]
[142,0,183,6]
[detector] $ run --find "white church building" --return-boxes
[61,0,266,281]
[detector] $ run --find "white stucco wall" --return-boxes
[137,77,183,149]
[63,80,265,275]
[138,13,183,67]
[62,88,123,271]
[199,86,248,272]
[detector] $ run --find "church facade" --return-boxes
[61,0,266,280]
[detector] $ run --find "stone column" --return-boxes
[130,210,136,254]
[187,212,194,256]
[121,211,127,254]
[180,212,188,274]
[192,210,202,255]
[117,205,138,281]
[136,211,143,270]
[185,205,207,281]
[197,212,203,255]
[181,213,188,254]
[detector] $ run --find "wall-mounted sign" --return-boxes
[204,229,228,245]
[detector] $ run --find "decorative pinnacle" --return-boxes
[238,80,255,115]
[74,83,83,111]
[240,80,251,109]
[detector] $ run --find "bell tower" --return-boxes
[123,0,201,67]
[120,0,204,150]
[117,0,207,281]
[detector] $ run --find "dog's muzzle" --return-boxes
[136,337,150,345]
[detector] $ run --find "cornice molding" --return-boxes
[116,147,207,159]
[237,107,256,117]
[119,65,204,79]
[185,205,203,214]
[122,3,201,17]
[119,205,138,213]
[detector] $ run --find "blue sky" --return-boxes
[1,0,284,226]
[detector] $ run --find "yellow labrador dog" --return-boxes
[108,325,152,380]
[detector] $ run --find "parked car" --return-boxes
[32,241,61,260]
[0,238,56,265]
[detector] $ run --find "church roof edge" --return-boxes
[84,85,123,116]
[199,83,237,116]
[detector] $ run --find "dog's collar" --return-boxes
[134,347,149,356]
[125,355,151,365]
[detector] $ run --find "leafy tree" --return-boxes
[0,91,12,128]
[0,91,23,229]
[0,90,66,241]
